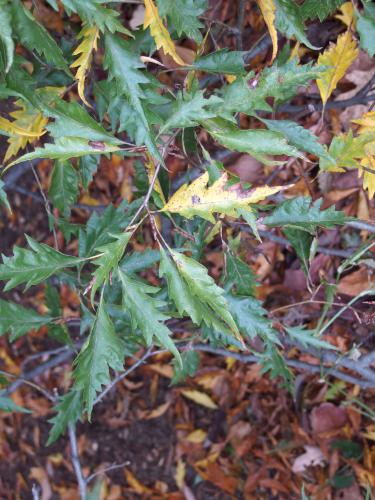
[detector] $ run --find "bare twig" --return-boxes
[86,461,130,484]
[236,0,246,50]
[68,424,87,500]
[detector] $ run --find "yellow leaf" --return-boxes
[143,0,185,65]
[186,429,207,443]
[0,116,44,138]
[124,469,153,494]
[145,154,166,204]
[359,157,375,199]
[257,0,277,62]
[175,459,186,490]
[335,2,355,28]
[352,111,375,133]
[161,171,284,223]
[225,74,236,84]
[71,25,99,107]
[316,31,358,107]
[352,111,375,199]
[181,389,218,409]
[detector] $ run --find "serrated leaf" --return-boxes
[3,137,120,171]
[160,248,240,338]
[0,236,83,291]
[157,0,207,41]
[11,0,70,73]
[104,34,162,163]
[320,130,372,171]
[0,299,52,341]
[91,232,131,302]
[161,171,284,222]
[0,1,14,73]
[203,118,302,164]
[0,180,11,212]
[71,25,100,107]
[357,9,375,57]
[45,284,72,345]
[300,0,345,21]
[316,31,358,107]
[335,2,354,28]
[73,298,124,417]
[192,49,246,75]
[286,326,337,350]
[144,0,184,65]
[261,119,332,161]
[275,0,319,50]
[160,91,222,134]
[0,396,31,414]
[118,269,181,364]
[45,100,121,144]
[225,251,256,296]
[47,389,83,445]
[283,227,313,274]
[0,116,45,139]
[257,0,278,62]
[172,350,199,384]
[263,196,348,233]
[49,161,79,217]
[121,249,160,274]
[78,155,99,190]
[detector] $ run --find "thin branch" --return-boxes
[236,0,246,50]
[86,461,130,484]
[68,424,87,500]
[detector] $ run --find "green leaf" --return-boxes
[157,0,207,41]
[283,227,313,274]
[225,251,256,296]
[275,0,319,49]
[260,344,294,388]
[160,91,222,134]
[286,326,337,350]
[91,232,132,302]
[78,155,99,190]
[104,34,162,163]
[121,249,160,274]
[47,389,83,445]
[0,299,52,341]
[0,180,11,212]
[357,8,375,57]
[3,137,121,170]
[49,161,79,217]
[0,1,14,73]
[0,395,31,413]
[226,294,280,345]
[261,119,332,161]
[45,284,72,345]
[172,350,200,384]
[320,131,373,171]
[73,298,124,417]
[0,236,83,291]
[118,269,181,364]
[300,0,344,21]
[11,0,70,73]
[192,49,246,75]
[203,118,301,164]
[263,196,348,233]
[60,0,132,35]
[45,101,122,145]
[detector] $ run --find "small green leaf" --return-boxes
[172,350,200,384]
[157,0,207,41]
[300,0,345,21]
[357,7,375,57]
[0,1,14,72]
[49,161,79,217]
[283,227,313,274]
[264,197,348,233]
[0,236,83,290]
[78,155,99,190]
[275,0,319,49]
[47,389,83,445]
[0,180,11,212]
[193,49,246,75]
[0,395,31,413]
[118,269,182,365]
[73,298,124,417]
[286,326,337,350]
[0,299,52,341]
[225,251,256,296]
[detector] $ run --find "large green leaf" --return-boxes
[300,0,344,21]
[264,196,348,233]
[118,269,181,364]
[203,118,301,164]
[45,101,122,145]
[104,34,162,163]
[0,299,52,341]
[0,1,14,73]
[91,232,132,301]
[160,91,222,134]
[275,0,319,50]
[73,299,124,417]
[192,49,246,75]
[47,390,83,445]
[11,0,70,73]
[49,161,79,217]
[157,0,207,41]
[0,236,83,290]
[3,137,121,170]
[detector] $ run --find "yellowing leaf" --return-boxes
[359,157,375,199]
[161,171,284,223]
[352,111,375,133]
[335,2,355,28]
[71,25,99,107]
[257,0,277,62]
[0,116,44,138]
[181,389,218,409]
[143,0,185,65]
[317,31,358,107]
[145,154,166,204]
[124,469,152,494]
[187,429,207,443]
[175,459,186,490]
[352,111,375,199]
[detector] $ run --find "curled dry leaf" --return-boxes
[292,446,326,474]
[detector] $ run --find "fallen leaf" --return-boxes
[142,401,171,420]
[181,389,218,409]
[186,429,207,443]
[292,446,326,473]
[175,459,186,489]
[311,402,348,435]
